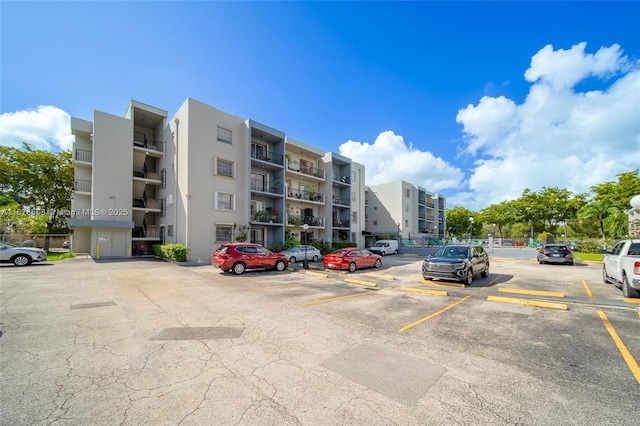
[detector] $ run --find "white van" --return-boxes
[368,240,398,256]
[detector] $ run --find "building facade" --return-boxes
[68,98,372,261]
[366,180,446,244]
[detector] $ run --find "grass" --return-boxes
[573,252,604,262]
[46,252,76,261]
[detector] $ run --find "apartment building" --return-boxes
[68,98,367,261]
[366,180,446,243]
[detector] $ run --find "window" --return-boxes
[373,220,378,226]
[215,192,234,210]
[215,225,232,242]
[405,204,409,212]
[352,212,357,223]
[167,224,173,236]
[352,171,356,183]
[405,189,410,198]
[217,127,232,144]
[216,158,234,178]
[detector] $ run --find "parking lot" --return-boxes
[1,253,639,425]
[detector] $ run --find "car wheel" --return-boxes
[481,262,489,278]
[394,250,398,255]
[374,259,382,268]
[602,265,610,284]
[232,262,246,275]
[622,275,639,298]
[423,276,432,281]
[312,255,318,262]
[289,256,297,264]
[274,260,286,272]
[348,262,357,273]
[12,254,32,266]
[380,251,385,256]
[465,269,473,286]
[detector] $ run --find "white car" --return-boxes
[0,242,47,266]
[279,245,321,263]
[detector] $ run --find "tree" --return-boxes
[578,199,617,240]
[479,200,518,238]
[0,143,73,250]
[591,169,640,210]
[446,207,479,239]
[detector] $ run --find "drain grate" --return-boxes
[150,327,244,341]
[70,301,117,310]
[322,343,446,405]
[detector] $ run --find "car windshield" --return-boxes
[546,245,568,251]
[435,247,469,258]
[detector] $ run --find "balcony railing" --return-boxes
[132,198,161,209]
[251,178,282,194]
[286,190,325,203]
[75,148,92,163]
[333,219,349,228]
[251,150,284,166]
[133,132,164,153]
[332,195,350,206]
[133,167,161,180]
[74,179,91,192]
[287,215,324,227]
[132,225,160,239]
[287,162,325,179]
[251,210,280,223]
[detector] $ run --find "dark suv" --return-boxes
[212,243,288,275]
[537,244,574,265]
[422,244,489,285]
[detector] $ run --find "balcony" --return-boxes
[74,179,91,193]
[286,189,325,203]
[132,225,160,239]
[132,197,161,211]
[251,178,282,195]
[286,161,325,180]
[332,195,350,206]
[287,215,324,228]
[333,219,349,228]
[74,148,92,164]
[251,210,280,224]
[133,132,164,156]
[251,150,283,170]
[133,167,161,183]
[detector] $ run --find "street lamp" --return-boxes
[469,217,474,242]
[302,223,309,269]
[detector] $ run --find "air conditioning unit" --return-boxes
[167,194,174,205]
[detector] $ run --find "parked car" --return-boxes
[21,240,36,247]
[211,243,288,275]
[422,244,489,285]
[368,239,398,256]
[324,247,382,272]
[603,239,640,298]
[537,244,574,265]
[279,245,321,263]
[62,240,70,249]
[0,241,47,266]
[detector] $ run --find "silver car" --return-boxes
[279,245,321,263]
[0,242,47,266]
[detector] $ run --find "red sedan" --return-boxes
[323,247,382,272]
[212,243,288,275]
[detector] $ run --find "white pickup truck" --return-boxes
[603,239,640,298]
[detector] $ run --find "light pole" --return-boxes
[302,223,309,269]
[468,217,474,242]
[434,224,438,245]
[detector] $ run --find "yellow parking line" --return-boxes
[398,296,471,333]
[344,278,377,287]
[399,287,448,297]
[498,288,565,298]
[421,280,465,288]
[251,282,317,291]
[597,310,640,385]
[581,279,596,303]
[362,272,396,281]
[302,288,389,306]
[487,296,568,310]
[624,298,640,304]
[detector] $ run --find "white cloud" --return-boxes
[454,42,640,210]
[339,130,465,192]
[0,105,73,152]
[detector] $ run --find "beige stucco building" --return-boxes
[68,98,372,261]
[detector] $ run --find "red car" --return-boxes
[323,247,383,272]
[212,243,288,275]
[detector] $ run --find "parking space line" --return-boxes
[251,282,321,291]
[399,287,448,297]
[344,278,377,287]
[305,271,329,278]
[301,288,390,306]
[398,296,471,333]
[624,298,640,304]
[498,288,565,298]
[487,296,568,310]
[421,280,465,288]
[361,272,396,281]
[581,279,640,384]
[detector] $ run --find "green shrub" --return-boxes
[152,243,190,262]
[579,241,600,254]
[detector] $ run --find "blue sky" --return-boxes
[1,1,639,210]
